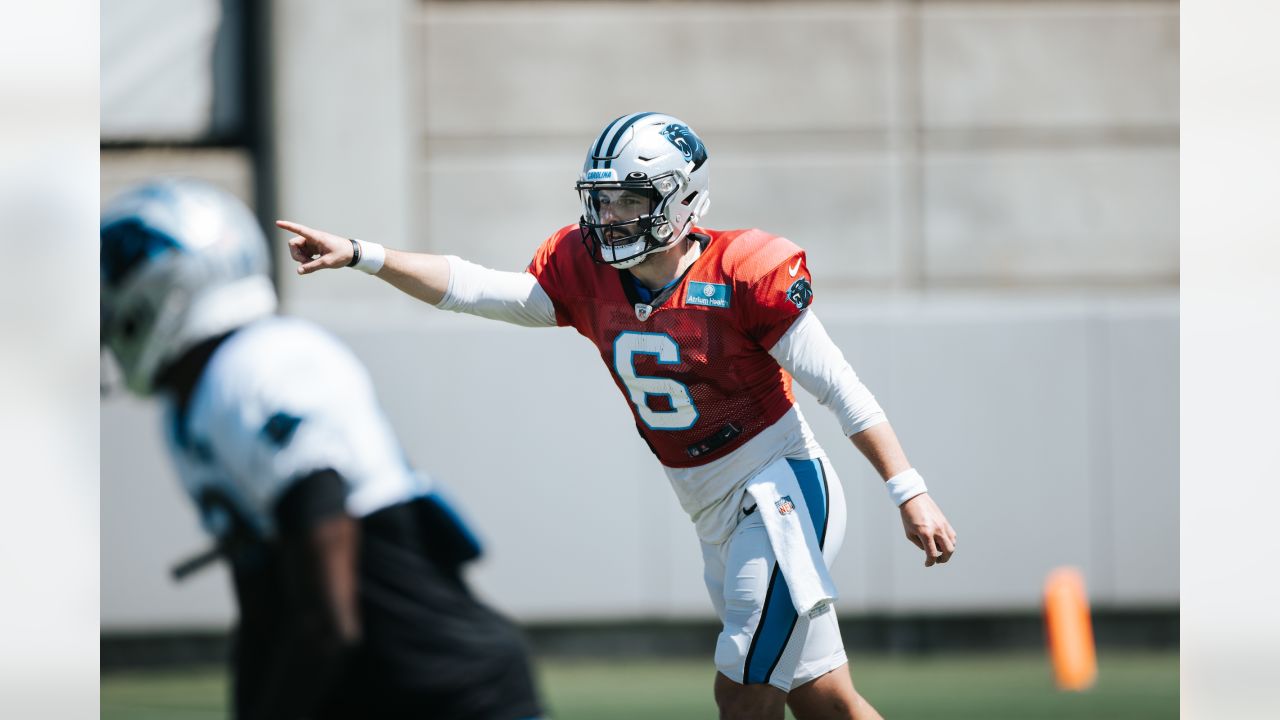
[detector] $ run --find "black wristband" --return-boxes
[347,238,361,267]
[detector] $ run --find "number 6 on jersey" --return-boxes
[612,331,699,430]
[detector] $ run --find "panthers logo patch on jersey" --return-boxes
[660,124,708,171]
[786,277,813,310]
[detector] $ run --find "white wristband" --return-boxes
[885,468,928,507]
[352,239,385,275]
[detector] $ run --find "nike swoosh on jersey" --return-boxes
[789,258,803,277]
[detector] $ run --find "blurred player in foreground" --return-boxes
[280,112,957,720]
[101,179,545,720]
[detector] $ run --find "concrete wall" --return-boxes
[101,293,1177,627]
[101,0,1179,630]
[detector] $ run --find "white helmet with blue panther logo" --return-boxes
[101,178,277,395]
[577,112,712,269]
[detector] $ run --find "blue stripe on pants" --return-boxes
[789,458,829,547]
[743,459,830,684]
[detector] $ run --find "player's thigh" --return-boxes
[780,596,847,692]
[712,510,776,682]
[702,533,730,620]
[816,457,847,564]
[786,455,847,565]
[713,456,850,692]
[783,457,849,691]
[713,513,847,692]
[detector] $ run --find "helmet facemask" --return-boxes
[577,171,688,269]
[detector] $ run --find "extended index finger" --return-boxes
[275,219,314,237]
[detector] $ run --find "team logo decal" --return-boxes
[190,438,216,464]
[786,277,813,310]
[635,303,653,322]
[101,218,181,288]
[775,496,795,516]
[659,124,708,170]
[261,411,303,447]
[686,281,730,308]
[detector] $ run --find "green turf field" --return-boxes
[101,650,1177,719]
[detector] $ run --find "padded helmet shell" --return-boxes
[101,178,277,394]
[577,112,711,269]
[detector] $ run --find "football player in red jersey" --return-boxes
[281,112,957,720]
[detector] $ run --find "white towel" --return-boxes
[745,458,837,616]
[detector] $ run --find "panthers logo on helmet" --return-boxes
[660,124,708,171]
[101,218,181,288]
[786,277,813,310]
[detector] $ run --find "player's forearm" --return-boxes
[849,422,912,482]
[376,248,451,306]
[251,509,362,719]
[768,311,886,435]
[248,620,354,720]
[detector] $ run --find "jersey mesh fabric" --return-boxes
[528,225,813,469]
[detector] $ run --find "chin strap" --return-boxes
[610,231,700,271]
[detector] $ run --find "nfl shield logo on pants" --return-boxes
[775,496,795,515]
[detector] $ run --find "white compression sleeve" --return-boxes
[768,310,887,437]
[437,255,558,328]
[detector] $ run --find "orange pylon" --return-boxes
[1043,566,1097,691]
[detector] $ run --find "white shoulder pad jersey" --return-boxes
[163,316,429,540]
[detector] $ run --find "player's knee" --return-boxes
[715,675,786,720]
[717,693,783,720]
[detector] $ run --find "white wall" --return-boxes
[100,0,1179,630]
[101,293,1177,628]
[100,0,223,140]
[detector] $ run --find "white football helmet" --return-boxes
[101,178,277,395]
[577,112,712,269]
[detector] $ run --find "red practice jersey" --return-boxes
[528,225,815,468]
